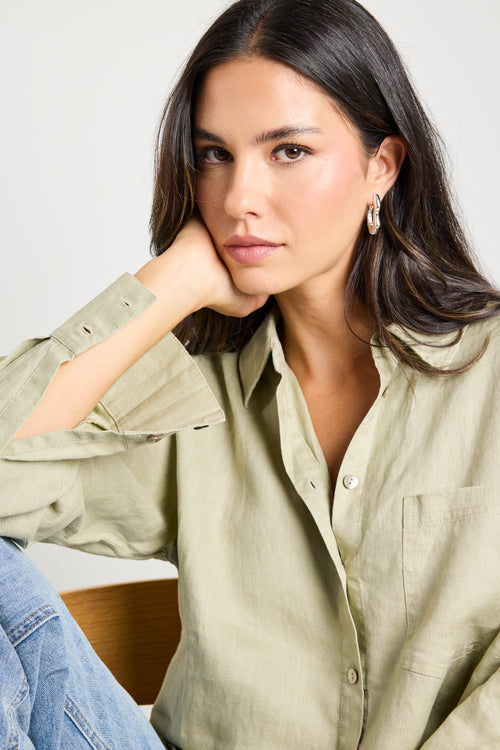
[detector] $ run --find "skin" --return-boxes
[16,56,406,487]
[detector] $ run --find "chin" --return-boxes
[230,268,292,298]
[234,278,287,298]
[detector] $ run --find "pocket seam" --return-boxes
[405,506,500,528]
[403,485,498,528]
[401,643,484,679]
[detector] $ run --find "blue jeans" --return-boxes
[0,537,168,749]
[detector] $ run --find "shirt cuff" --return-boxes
[1,273,225,460]
[51,272,157,354]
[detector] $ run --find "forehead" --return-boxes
[194,56,337,125]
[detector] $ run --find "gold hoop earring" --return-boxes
[367,194,381,235]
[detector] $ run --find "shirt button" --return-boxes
[343,474,359,490]
[147,434,163,443]
[347,667,359,685]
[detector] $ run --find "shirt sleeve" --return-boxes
[0,273,225,556]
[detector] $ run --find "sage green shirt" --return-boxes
[0,274,499,750]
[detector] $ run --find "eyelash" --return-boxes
[194,142,313,168]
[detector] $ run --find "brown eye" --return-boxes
[205,147,230,163]
[273,144,310,162]
[194,146,231,167]
[284,146,302,159]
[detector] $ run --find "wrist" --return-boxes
[134,252,207,318]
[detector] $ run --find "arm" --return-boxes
[14,218,268,438]
[0,219,267,551]
[0,308,225,554]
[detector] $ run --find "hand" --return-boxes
[156,217,270,318]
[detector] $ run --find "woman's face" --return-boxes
[193,57,382,298]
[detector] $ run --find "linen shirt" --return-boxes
[0,273,499,750]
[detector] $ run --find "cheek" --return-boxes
[294,158,368,231]
[194,178,209,214]
[195,175,223,219]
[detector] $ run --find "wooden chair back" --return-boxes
[61,578,181,705]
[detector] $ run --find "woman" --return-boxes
[1,0,499,748]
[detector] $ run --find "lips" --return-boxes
[224,235,280,247]
[223,235,282,264]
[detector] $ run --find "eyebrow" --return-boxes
[193,125,322,145]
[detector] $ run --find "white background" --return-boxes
[1,0,499,590]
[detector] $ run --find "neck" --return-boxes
[275,282,374,381]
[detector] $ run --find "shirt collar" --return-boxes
[239,309,483,406]
[238,308,283,407]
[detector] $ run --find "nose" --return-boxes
[223,157,265,219]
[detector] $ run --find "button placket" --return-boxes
[307,477,318,491]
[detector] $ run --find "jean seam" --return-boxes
[6,676,29,750]
[6,605,58,647]
[64,695,111,750]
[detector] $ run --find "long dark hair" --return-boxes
[150,0,499,374]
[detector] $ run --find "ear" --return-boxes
[367,135,406,199]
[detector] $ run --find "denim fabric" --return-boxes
[0,538,166,749]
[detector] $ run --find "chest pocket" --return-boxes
[401,486,500,677]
